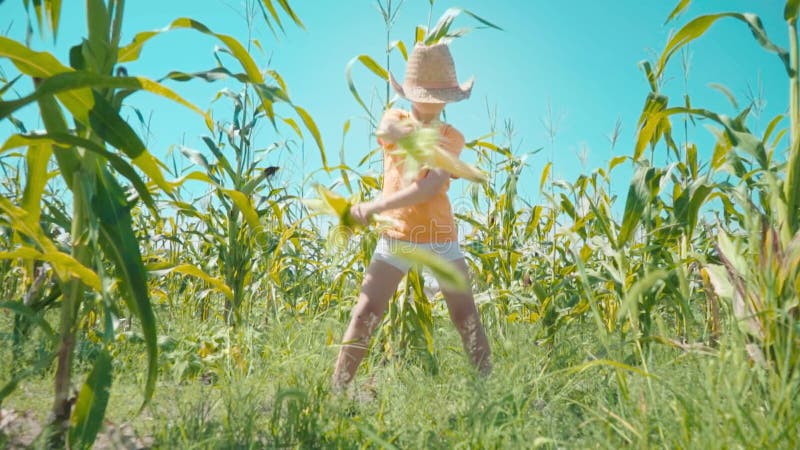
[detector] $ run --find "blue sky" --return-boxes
[0,0,791,205]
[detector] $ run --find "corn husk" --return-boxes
[303,184,400,250]
[391,122,487,183]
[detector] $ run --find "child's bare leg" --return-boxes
[333,260,405,390]
[440,258,492,375]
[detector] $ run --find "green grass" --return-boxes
[2,301,798,449]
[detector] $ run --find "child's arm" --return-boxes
[350,169,449,225]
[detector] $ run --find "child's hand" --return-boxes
[376,120,415,143]
[349,202,376,226]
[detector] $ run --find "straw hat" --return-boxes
[389,42,474,104]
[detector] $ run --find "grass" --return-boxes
[2,301,798,449]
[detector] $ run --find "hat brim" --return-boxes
[389,72,474,104]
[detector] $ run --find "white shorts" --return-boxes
[371,236,464,273]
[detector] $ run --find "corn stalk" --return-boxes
[785,2,800,233]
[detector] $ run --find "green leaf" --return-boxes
[69,350,112,450]
[634,93,669,160]
[118,17,288,120]
[202,136,236,181]
[618,269,670,325]
[93,168,157,411]
[2,133,157,211]
[0,300,57,341]
[275,0,305,29]
[355,54,388,80]
[0,39,178,193]
[657,13,791,79]
[673,176,714,237]
[345,55,379,123]
[282,117,303,140]
[425,8,502,45]
[179,146,211,172]
[85,92,173,193]
[34,85,81,188]
[561,358,657,379]
[0,37,92,114]
[762,114,785,145]
[0,349,57,404]
[24,0,62,39]
[786,0,800,21]
[293,105,327,169]
[160,66,248,83]
[0,74,23,99]
[617,165,663,248]
[639,61,658,93]
[0,70,212,130]
[259,0,286,33]
[0,195,103,290]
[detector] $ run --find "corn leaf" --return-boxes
[69,350,112,450]
[424,8,502,45]
[0,301,57,342]
[618,269,670,325]
[617,165,662,248]
[3,133,157,211]
[21,142,53,225]
[148,262,234,300]
[345,55,380,123]
[390,247,468,292]
[0,71,212,130]
[222,189,262,231]
[786,0,800,21]
[394,125,487,182]
[657,13,790,79]
[665,0,692,24]
[293,105,326,170]
[539,162,552,192]
[93,168,157,411]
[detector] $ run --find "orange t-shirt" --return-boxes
[376,109,465,243]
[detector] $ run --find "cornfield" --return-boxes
[0,0,798,448]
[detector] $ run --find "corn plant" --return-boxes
[629,0,800,366]
[0,0,315,447]
[166,88,286,325]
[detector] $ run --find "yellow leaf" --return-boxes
[539,162,552,192]
[148,262,233,300]
[0,247,101,291]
